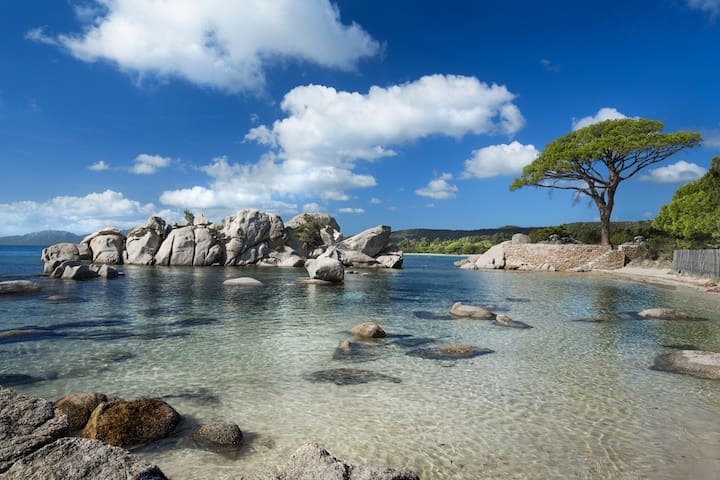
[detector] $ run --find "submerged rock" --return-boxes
[351,322,386,339]
[80,398,181,448]
[0,386,68,473]
[413,310,453,320]
[3,437,168,480]
[193,422,243,447]
[305,368,401,385]
[406,344,494,360]
[0,280,42,295]
[450,302,495,319]
[638,308,702,320]
[493,314,533,329]
[651,350,720,380]
[56,392,108,431]
[275,442,419,480]
[223,277,264,286]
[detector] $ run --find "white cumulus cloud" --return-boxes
[337,207,364,214]
[130,153,171,175]
[687,0,720,17]
[640,160,707,183]
[161,75,525,213]
[461,141,539,179]
[0,190,178,236]
[572,107,634,131]
[88,160,110,171]
[42,0,379,94]
[416,173,458,200]
[24,26,59,46]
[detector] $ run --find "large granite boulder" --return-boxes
[41,242,80,274]
[375,245,404,269]
[80,398,181,448]
[512,233,532,244]
[224,209,285,266]
[125,226,162,265]
[82,228,126,265]
[339,249,379,267]
[0,280,42,295]
[154,226,224,266]
[305,255,344,283]
[456,242,507,270]
[651,350,720,379]
[0,386,68,473]
[3,437,168,480]
[51,262,100,281]
[285,213,343,257]
[338,225,391,257]
[275,442,419,480]
[450,302,495,319]
[56,392,108,431]
[260,245,305,267]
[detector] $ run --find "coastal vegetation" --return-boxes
[510,118,702,245]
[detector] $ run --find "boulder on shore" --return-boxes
[651,350,720,380]
[80,398,181,448]
[3,437,168,480]
[0,386,68,473]
[275,442,419,480]
[450,302,495,319]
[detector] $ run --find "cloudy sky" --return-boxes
[1,0,719,236]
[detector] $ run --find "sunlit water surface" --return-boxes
[1,246,719,479]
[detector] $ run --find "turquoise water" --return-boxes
[1,246,719,479]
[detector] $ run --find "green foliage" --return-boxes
[528,226,570,243]
[510,118,702,244]
[653,157,720,248]
[397,236,504,254]
[183,209,195,225]
[293,213,335,252]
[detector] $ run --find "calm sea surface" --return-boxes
[1,245,719,479]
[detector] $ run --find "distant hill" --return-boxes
[0,230,84,246]
[390,226,535,243]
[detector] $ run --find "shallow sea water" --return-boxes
[1,247,719,479]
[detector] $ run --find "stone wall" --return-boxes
[502,244,625,271]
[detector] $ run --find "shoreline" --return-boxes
[592,264,720,294]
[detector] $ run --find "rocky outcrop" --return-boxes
[224,209,285,266]
[0,386,68,473]
[82,228,126,265]
[154,225,224,266]
[651,350,720,379]
[450,302,495,319]
[41,242,81,274]
[305,254,345,283]
[124,216,167,265]
[51,261,100,280]
[193,423,243,447]
[80,398,181,448]
[339,225,392,257]
[375,245,404,269]
[0,280,42,295]
[55,392,108,431]
[275,442,419,480]
[286,213,343,258]
[351,322,386,338]
[3,437,168,480]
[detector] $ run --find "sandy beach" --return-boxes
[594,262,720,294]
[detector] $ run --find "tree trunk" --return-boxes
[599,206,611,245]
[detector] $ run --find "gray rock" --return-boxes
[651,350,720,379]
[52,262,100,281]
[375,245,404,269]
[192,226,225,266]
[124,227,162,265]
[3,437,168,480]
[224,209,285,266]
[0,280,42,295]
[338,225,391,257]
[638,308,700,320]
[493,314,532,329]
[0,386,68,473]
[261,245,305,267]
[192,213,212,226]
[351,322,386,338]
[193,422,243,446]
[223,277,263,286]
[275,442,419,480]
[450,302,495,319]
[339,249,379,267]
[154,226,224,266]
[56,392,108,431]
[80,398,181,448]
[77,242,92,261]
[89,264,120,279]
[41,243,81,274]
[512,233,532,244]
[305,256,345,283]
[83,229,126,265]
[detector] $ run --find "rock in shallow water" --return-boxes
[56,392,108,431]
[651,350,720,380]
[275,442,419,480]
[0,280,42,295]
[223,277,263,286]
[3,437,168,480]
[406,344,494,360]
[0,386,68,473]
[493,314,533,329]
[450,302,495,319]
[193,422,243,447]
[305,368,401,385]
[351,321,386,338]
[638,308,702,320]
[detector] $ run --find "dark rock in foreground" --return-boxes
[3,437,168,480]
[305,368,401,385]
[55,392,108,432]
[406,344,494,360]
[0,280,42,295]
[0,386,68,473]
[81,398,181,448]
[275,442,419,480]
[651,350,720,380]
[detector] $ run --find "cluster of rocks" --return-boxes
[0,385,419,479]
[40,210,403,283]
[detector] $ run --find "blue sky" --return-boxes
[1,0,719,236]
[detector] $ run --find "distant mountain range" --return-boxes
[390,226,534,242]
[0,230,84,246]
